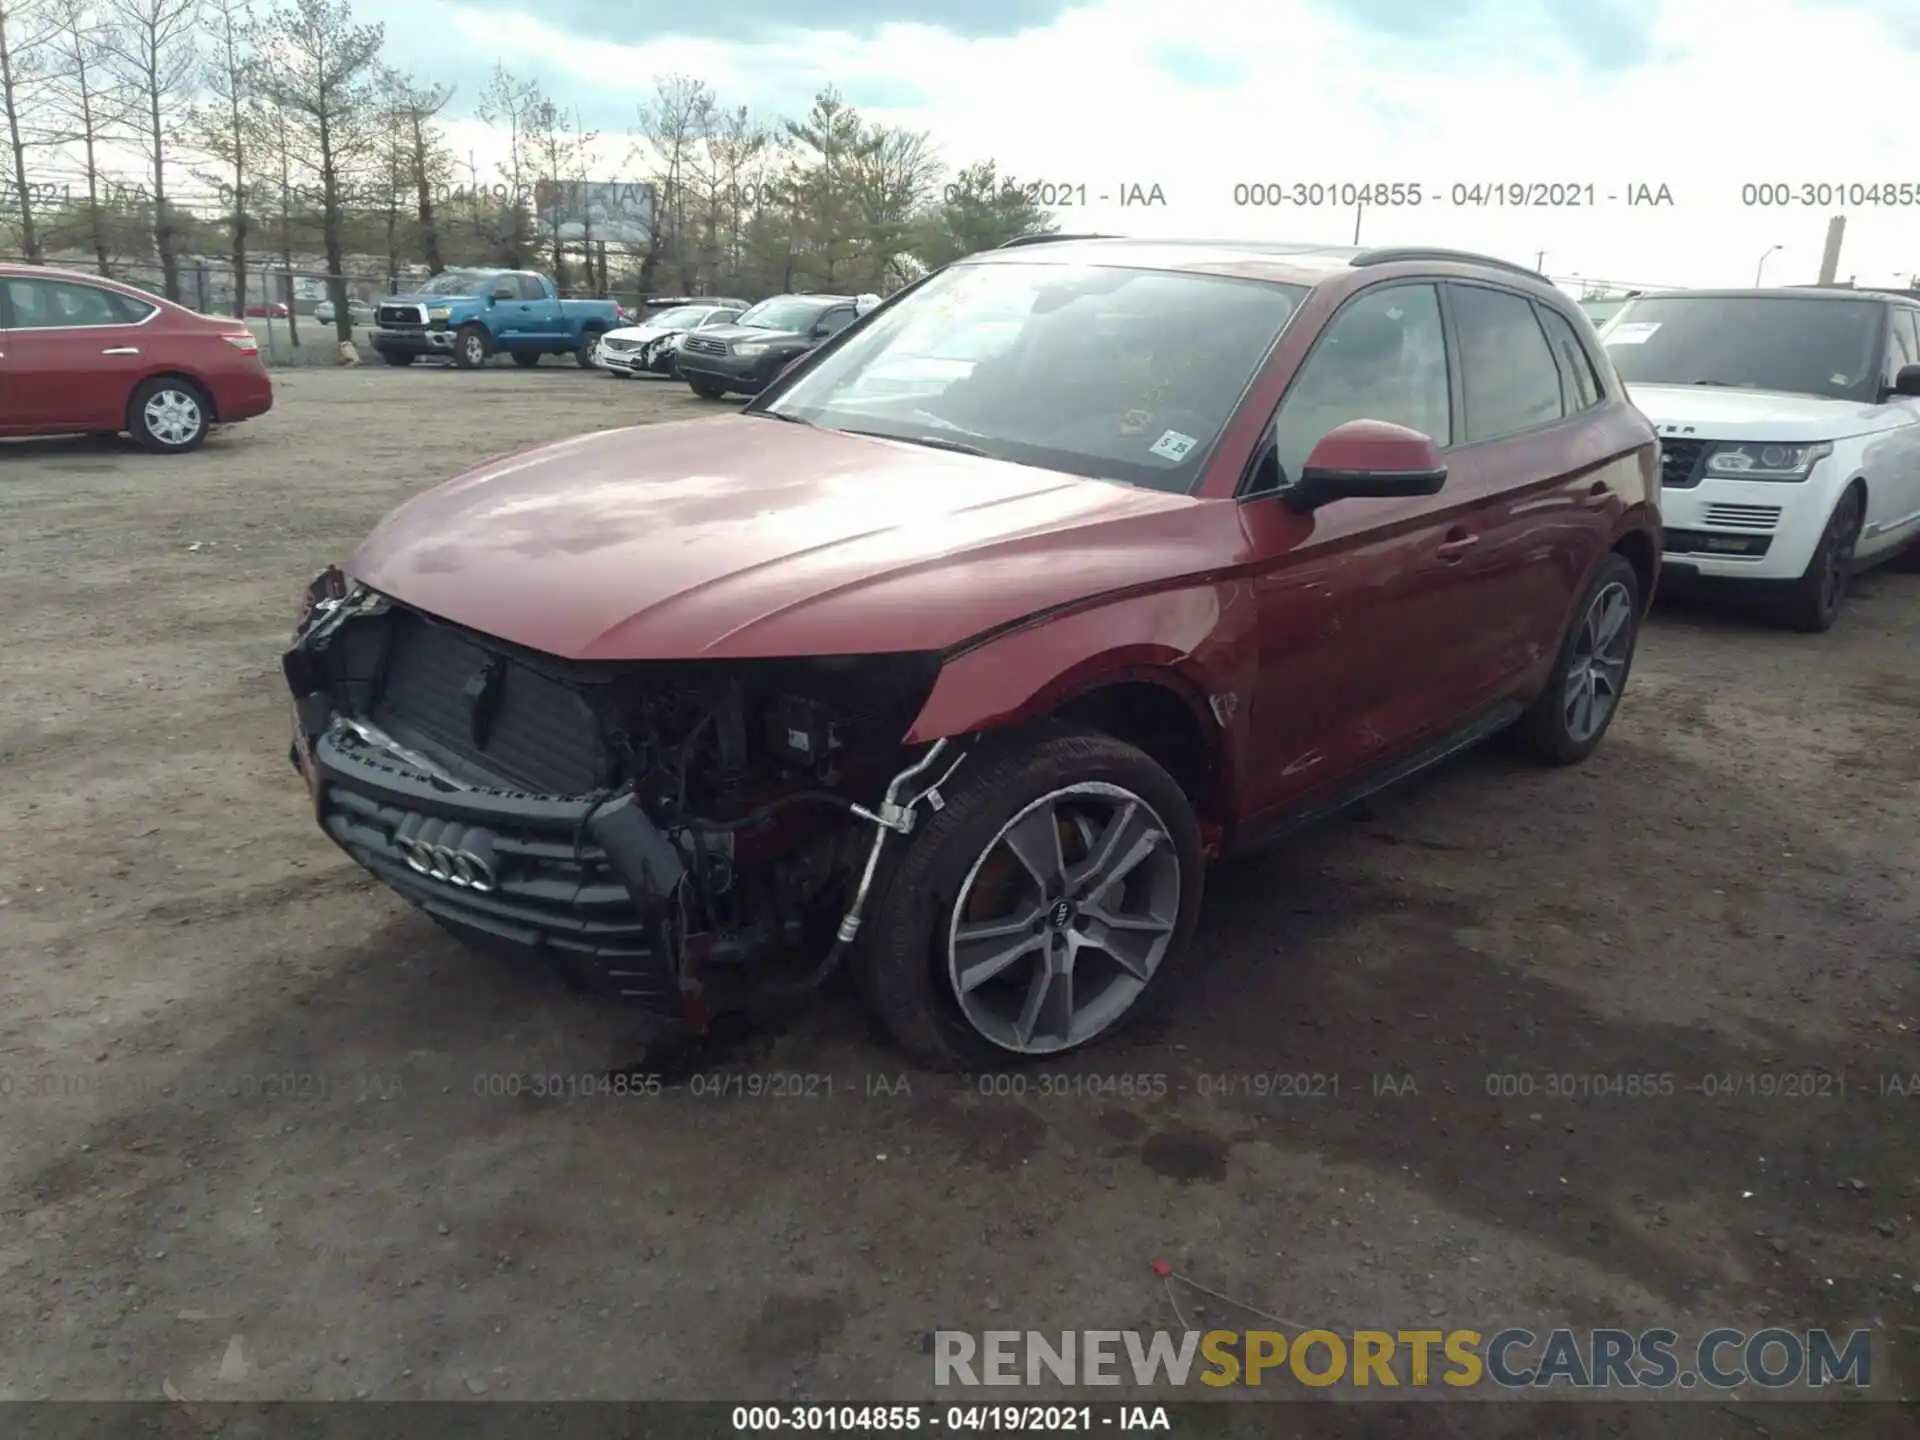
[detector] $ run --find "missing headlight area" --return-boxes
[284,593,947,1020]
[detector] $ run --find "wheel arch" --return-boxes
[902,590,1245,832]
[131,369,218,423]
[1610,525,1656,611]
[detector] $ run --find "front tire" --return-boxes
[452,324,489,369]
[856,726,1204,1071]
[688,377,728,399]
[1775,487,1863,633]
[128,377,211,453]
[1507,552,1642,765]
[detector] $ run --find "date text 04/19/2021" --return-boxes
[729,1404,1170,1431]
[1228,181,1675,208]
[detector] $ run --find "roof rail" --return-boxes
[996,232,1117,248]
[1350,247,1544,280]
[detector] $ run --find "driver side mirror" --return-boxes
[1891,363,1920,398]
[1281,419,1447,515]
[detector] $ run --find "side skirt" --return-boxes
[1228,700,1527,857]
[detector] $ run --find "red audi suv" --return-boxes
[285,238,1660,1068]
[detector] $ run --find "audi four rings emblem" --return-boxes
[397,829,498,891]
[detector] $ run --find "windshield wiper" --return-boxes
[840,429,991,457]
[752,410,813,425]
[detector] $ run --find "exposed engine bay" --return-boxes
[284,578,961,1019]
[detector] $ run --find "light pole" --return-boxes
[1755,244,1782,286]
[1352,202,1364,244]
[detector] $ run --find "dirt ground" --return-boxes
[0,367,1914,1431]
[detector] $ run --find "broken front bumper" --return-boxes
[284,589,690,1012]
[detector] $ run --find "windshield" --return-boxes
[644,306,708,329]
[1602,295,1884,401]
[738,296,836,332]
[760,262,1307,492]
[418,270,492,296]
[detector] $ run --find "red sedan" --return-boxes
[0,264,273,452]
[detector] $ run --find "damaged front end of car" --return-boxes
[283,566,964,1027]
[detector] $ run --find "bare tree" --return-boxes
[0,0,57,261]
[525,92,590,287]
[387,69,450,274]
[187,0,253,311]
[46,1,132,275]
[687,103,770,290]
[633,74,713,293]
[473,63,538,265]
[850,126,940,288]
[103,0,200,299]
[252,0,383,342]
[260,94,297,342]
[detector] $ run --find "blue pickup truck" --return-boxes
[371,268,622,370]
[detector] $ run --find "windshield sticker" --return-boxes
[1606,322,1660,345]
[1149,429,1198,461]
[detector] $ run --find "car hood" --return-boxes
[346,419,1234,661]
[606,323,675,343]
[1629,383,1901,441]
[690,322,809,346]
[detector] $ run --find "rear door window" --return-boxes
[1448,283,1566,441]
[1536,304,1604,411]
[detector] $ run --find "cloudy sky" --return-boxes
[358,0,1918,287]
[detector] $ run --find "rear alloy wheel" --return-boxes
[452,324,489,369]
[577,331,603,368]
[128,377,210,453]
[1507,553,1642,765]
[512,350,540,369]
[858,726,1204,1070]
[1777,488,1863,633]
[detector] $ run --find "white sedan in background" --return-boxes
[599,303,745,377]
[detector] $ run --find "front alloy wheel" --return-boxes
[1777,489,1862,632]
[857,726,1204,1070]
[948,784,1181,1055]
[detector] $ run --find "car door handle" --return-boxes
[1435,530,1479,561]
[102,346,139,355]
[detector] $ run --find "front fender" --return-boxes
[902,583,1259,825]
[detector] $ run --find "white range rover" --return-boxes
[1600,288,1920,630]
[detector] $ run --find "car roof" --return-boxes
[964,237,1567,301]
[1626,286,1913,306]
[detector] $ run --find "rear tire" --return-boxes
[1774,487,1863,633]
[855,725,1204,1071]
[688,378,728,399]
[511,350,540,369]
[383,352,415,367]
[1506,552,1642,765]
[452,324,489,369]
[127,376,211,454]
